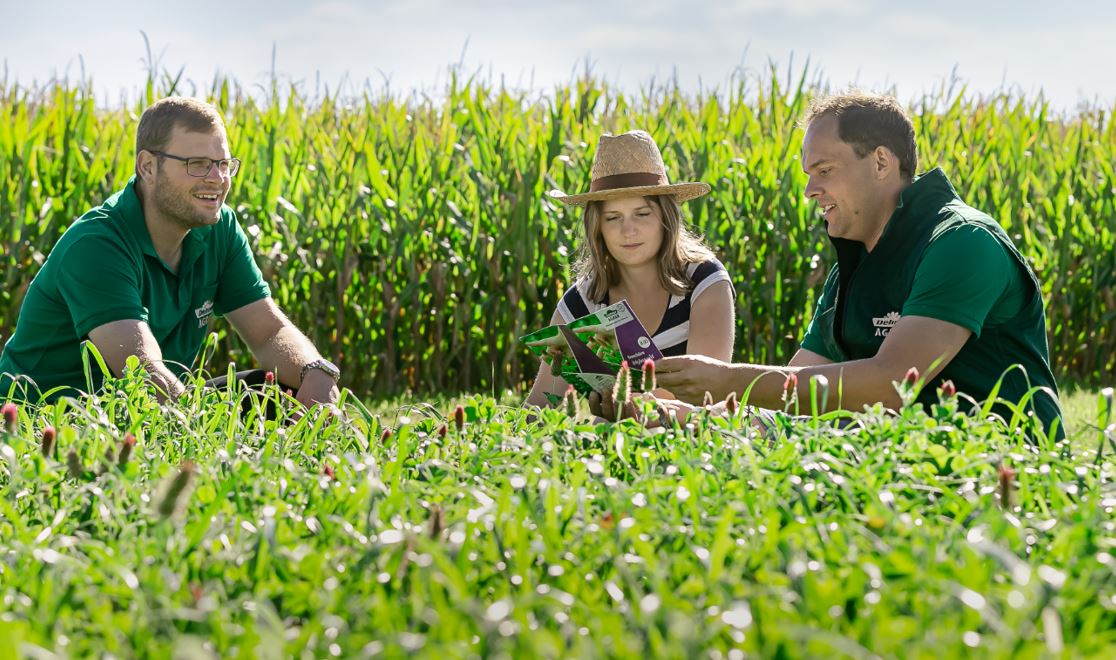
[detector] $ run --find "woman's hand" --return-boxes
[546,347,567,376]
[587,390,700,427]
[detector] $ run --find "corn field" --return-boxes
[1,68,1113,397]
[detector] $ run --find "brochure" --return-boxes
[520,300,663,401]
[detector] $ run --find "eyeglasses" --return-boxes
[148,151,241,178]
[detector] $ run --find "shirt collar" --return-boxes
[115,176,159,259]
[874,167,958,249]
[896,167,958,210]
[828,167,960,261]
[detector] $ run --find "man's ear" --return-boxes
[136,150,157,184]
[874,146,897,180]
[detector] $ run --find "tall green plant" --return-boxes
[1,68,1112,397]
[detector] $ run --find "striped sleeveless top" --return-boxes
[556,258,733,357]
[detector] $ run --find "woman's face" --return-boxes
[598,196,665,268]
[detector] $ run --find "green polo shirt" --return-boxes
[0,177,270,401]
[800,168,1063,439]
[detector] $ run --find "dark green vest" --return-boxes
[809,169,1063,439]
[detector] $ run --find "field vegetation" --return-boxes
[2,68,1113,396]
[1,69,1114,657]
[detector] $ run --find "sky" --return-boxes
[2,0,1114,112]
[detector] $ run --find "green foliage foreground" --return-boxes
[1,379,1114,657]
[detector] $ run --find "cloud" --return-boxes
[711,0,870,19]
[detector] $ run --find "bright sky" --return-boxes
[3,0,1113,112]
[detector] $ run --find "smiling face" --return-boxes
[147,126,232,231]
[801,113,898,249]
[598,196,665,268]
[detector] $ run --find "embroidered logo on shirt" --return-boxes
[872,311,900,337]
[194,300,214,328]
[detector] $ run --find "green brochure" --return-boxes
[519,300,664,399]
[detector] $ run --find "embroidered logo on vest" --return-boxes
[872,311,900,337]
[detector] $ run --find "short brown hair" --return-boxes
[573,195,715,302]
[802,91,918,180]
[136,97,225,155]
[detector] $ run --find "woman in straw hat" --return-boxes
[525,130,735,407]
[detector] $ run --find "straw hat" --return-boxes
[549,130,710,206]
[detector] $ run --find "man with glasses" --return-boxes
[0,97,340,407]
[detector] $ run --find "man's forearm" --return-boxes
[144,362,187,401]
[726,358,902,412]
[251,324,324,387]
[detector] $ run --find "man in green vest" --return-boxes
[0,97,341,406]
[654,91,1064,439]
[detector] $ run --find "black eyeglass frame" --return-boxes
[148,150,241,178]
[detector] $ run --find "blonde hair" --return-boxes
[572,195,715,302]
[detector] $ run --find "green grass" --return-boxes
[1,68,1114,657]
[0,377,1113,657]
[378,386,1103,446]
[1060,387,1108,444]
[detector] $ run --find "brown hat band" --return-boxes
[589,171,668,192]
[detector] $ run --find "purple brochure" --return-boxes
[612,300,664,365]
